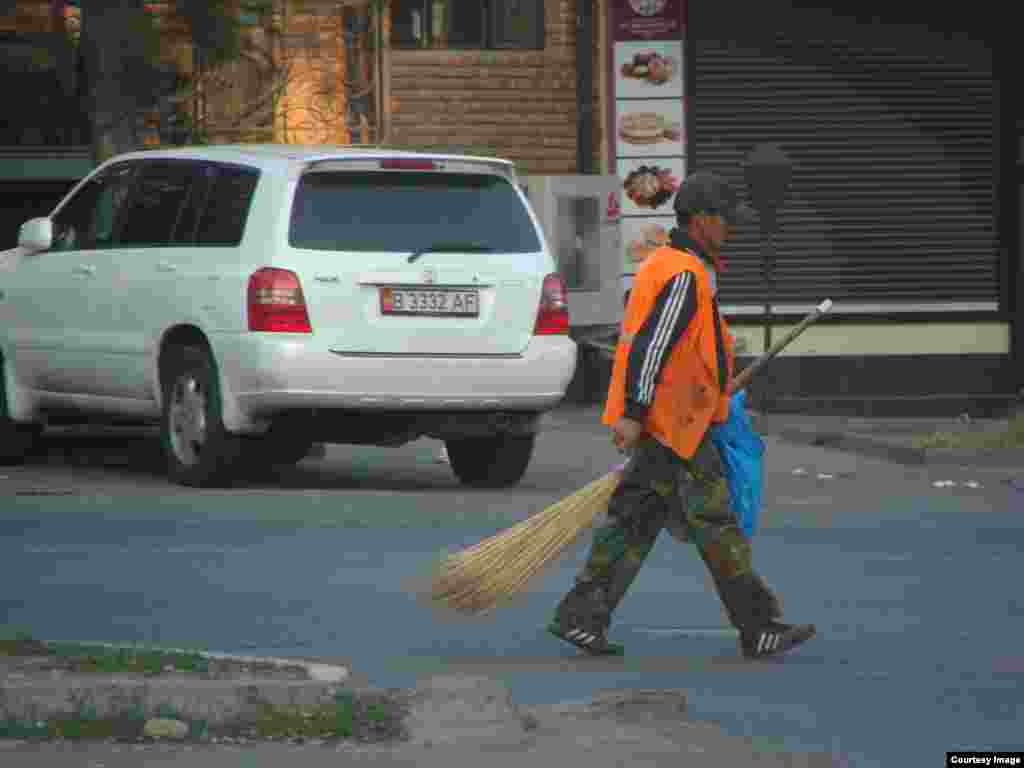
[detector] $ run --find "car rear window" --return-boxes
[288,171,542,253]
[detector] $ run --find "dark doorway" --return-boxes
[0,180,77,249]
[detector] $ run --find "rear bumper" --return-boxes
[213,333,577,428]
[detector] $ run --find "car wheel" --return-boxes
[0,419,39,466]
[266,437,315,467]
[160,345,245,487]
[0,363,40,466]
[446,434,536,488]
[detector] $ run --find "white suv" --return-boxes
[0,145,576,487]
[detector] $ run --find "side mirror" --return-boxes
[18,217,53,252]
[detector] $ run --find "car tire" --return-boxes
[446,434,536,488]
[246,431,315,469]
[0,418,39,466]
[265,437,315,467]
[160,345,245,488]
[0,362,40,466]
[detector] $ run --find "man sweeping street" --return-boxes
[548,172,816,659]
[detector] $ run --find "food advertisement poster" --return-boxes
[616,156,686,216]
[614,40,683,99]
[610,0,685,42]
[620,217,672,270]
[615,99,685,158]
[608,0,687,283]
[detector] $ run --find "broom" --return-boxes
[430,299,834,616]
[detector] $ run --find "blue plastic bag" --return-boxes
[709,389,764,537]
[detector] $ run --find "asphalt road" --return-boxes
[1,407,1022,768]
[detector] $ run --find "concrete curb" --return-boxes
[0,641,379,738]
[11,639,349,683]
[0,669,556,749]
[2,676,358,728]
[777,429,927,465]
[775,428,1024,469]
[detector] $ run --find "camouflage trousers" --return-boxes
[554,433,781,634]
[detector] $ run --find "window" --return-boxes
[116,162,201,247]
[443,0,485,47]
[50,163,137,253]
[288,171,542,254]
[192,165,260,246]
[391,0,544,50]
[173,164,218,245]
[490,0,544,50]
[49,161,259,251]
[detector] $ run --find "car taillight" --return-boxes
[534,273,569,335]
[247,267,312,333]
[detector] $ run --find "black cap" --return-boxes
[672,171,755,226]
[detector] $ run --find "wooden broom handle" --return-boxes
[729,299,833,394]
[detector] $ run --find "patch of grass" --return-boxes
[47,717,118,740]
[1,633,210,676]
[0,626,36,641]
[249,692,407,743]
[189,718,210,740]
[156,703,180,720]
[43,642,210,676]
[253,702,354,740]
[1,715,145,742]
[0,635,48,656]
[912,413,1024,452]
[0,697,407,744]
[0,718,50,740]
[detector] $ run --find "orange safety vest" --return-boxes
[603,244,735,460]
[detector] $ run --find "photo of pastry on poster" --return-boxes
[611,0,685,42]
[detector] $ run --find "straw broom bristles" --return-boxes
[430,469,623,615]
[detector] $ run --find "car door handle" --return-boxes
[156,261,178,273]
[73,264,96,277]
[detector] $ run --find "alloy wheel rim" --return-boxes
[168,374,208,467]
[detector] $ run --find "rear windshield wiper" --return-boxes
[407,241,494,264]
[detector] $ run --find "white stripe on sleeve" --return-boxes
[636,273,692,404]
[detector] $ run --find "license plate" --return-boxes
[380,287,480,317]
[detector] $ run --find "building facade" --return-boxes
[678,0,1018,415]
[1,0,1019,414]
[382,0,1019,414]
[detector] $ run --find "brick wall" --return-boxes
[272,7,349,145]
[593,0,606,172]
[388,0,606,175]
[0,1,56,33]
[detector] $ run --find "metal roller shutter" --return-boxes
[689,3,998,311]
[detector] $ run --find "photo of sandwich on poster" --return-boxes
[618,112,681,145]
[615,98,685,157]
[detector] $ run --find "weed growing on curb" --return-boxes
[0,633,210,676]
[253,702,354,739]
[0,629,48,656]
[913,413,1024,451]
